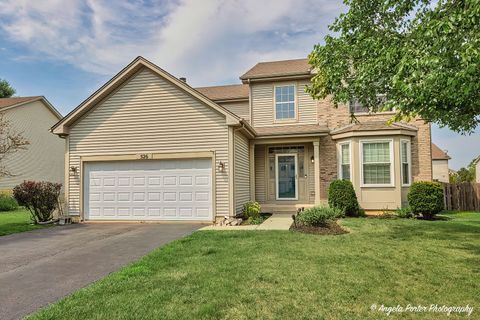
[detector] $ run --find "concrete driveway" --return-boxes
[0,223,202,320]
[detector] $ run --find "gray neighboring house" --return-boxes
[431,143,451,183]
[0,96,64,190]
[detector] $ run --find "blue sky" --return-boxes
[0,0,478,169]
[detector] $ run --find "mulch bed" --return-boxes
[290,221,349,235]
[240,213,272,225]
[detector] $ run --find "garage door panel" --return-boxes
[117,207,130,216]
[84,159,212,221]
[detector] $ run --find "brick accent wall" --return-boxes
[316,99,432,200]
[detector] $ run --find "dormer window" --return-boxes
[275,85,296,120]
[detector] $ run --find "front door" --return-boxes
[275,154,298,200]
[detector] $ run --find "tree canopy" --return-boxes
[307,0,480,133]
[0,79,16,98]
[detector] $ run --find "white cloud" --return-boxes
[0,0,344,85]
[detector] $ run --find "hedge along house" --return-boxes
[52,56,432,222]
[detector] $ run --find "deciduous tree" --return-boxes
[307,0,480,133]
[0,79,15,98]
[0,113,29,176]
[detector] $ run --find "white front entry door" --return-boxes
[84,159,213,221]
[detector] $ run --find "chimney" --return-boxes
[179,77,187,83]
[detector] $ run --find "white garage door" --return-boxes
[84,159,213,221]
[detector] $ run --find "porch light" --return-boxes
[69,166,79,176]
[311,156,315,164]
[218,161,225,172]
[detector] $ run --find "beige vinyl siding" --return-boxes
[251,80,317,127]
[219,101,250,122]
[254,145,266,202]
[67,67,230,217]
[0,101,64,190]
[432,159,449,183]
[234,131,250,214]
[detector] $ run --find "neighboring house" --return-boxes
[52,57,432,222]
[474,156,480,183]
[431,143,451,183]
[0,96,64,190]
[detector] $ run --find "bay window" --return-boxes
[401,140,411,186]
[361,140,393,186]
[339,142,351,180]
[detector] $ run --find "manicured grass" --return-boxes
[0,208,48,236]
[31,212,479,319]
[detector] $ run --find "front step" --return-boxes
[259,203,315,214]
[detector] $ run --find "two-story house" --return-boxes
[52,57,432,222]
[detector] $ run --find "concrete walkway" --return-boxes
[200,214,293,231]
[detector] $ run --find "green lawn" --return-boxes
[31,212,479,319]
[0,208,48,236]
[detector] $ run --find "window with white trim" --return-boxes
[361,141,392,185]
[339,143,351,180]
[275,85,295,120]
[349,95,392,114]
[401,140,411,185]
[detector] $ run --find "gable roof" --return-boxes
[0,96,40,109]
[432,143,451,160]
[0,96,62,119]
[52,56,242,135]
[195,84,249,102]
[240,58,311,82]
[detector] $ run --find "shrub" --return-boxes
[328,179,361,216]
[407,181,444,219]
[0,193,18,211]
[243,201,261,220]
[13,181,62,223]
[296,206,343,227]
[395,206,415,219]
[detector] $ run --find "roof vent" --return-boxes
[179,77,187,83]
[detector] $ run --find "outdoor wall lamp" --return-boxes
[311,156,315,164]
[69,166,79,176]
[218,161,225,172]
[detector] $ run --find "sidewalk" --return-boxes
[199,213,293,231]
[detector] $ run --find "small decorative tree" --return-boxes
[13,181,62,223]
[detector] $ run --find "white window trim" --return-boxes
[359,139,395,188]
[273,83,298,123]
[275,153,298,200]
[400,139,412,187]
[338,141,352,180]
[349,94,396,115]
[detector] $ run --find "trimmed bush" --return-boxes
[328,179,361,216]
[13,181,62,223]
[243,201,261,220]
[407,181,444,219]
[296,206,344,227]
[0,193,18,211]
[395,206,415,219]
